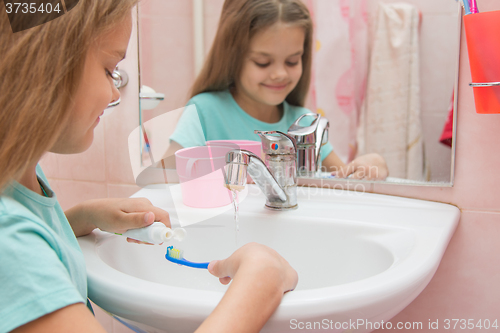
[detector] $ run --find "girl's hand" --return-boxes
[65,198,170,238]
[334,153,389,180]
[207,242,298,293]
[196,243,297,333]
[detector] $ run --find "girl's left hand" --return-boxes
[66,198,170,238]
[334,153,389,180]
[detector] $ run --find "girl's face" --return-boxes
[236,22,305,108]
[50,13,132,154]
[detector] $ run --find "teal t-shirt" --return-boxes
[0,165,87,333]
[170,90,333,161]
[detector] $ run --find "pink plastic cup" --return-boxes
[206,140,262,157]
[175,146,234,208]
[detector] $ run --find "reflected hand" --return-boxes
[334,153,388,180]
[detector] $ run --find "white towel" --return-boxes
[357,2,427,180]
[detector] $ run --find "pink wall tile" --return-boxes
[147,17,194,109]
[107,184,142,199]
[374,210,500,332]
[370,0,458,15]
[419,12,459,111]
[204,0,225,55]
[47,179,107,211]
[140,0,192,18]
[139,0,194,112]
[421,113,452,182]
[103,111,137,186]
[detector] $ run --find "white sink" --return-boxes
[78,185,459,333]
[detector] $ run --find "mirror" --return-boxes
[137,0,460,186]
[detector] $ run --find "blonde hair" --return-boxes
[0,0,138,193]
[191,0,313,106]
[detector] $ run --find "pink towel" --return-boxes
[439,93,454,148]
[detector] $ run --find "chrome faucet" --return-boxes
[288,113,329,177]
[224,131,298,210]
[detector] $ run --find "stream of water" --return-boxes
[231,190,239,248]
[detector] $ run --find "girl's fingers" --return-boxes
[126,238,154,245]
[148,206,171,227]
[121,211,155,229]
[336,163,354,178]
[208,260,235,285]
[219,277,232,285]
[208,260,226,278]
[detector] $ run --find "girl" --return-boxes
[0,1,297,332]
[168,0,388,180]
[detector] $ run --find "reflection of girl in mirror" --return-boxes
[0,0,297,332]
[167,0,388,180]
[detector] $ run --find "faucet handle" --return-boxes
[254,131,297,155]
[287,113,329,167]
[316,117,330,152]
[288,113,321,139]
[287,113,326,145]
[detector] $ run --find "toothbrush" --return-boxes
[165,246,210,269]
[470,0,478,14]
[462,0,471,15]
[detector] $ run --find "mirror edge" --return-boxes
[449,4,464,188]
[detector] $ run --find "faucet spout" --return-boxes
[225,150,287,201]
[225,149,297,210]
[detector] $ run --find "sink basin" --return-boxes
[78,184,459,333]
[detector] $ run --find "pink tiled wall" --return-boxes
[40,0,500,332]
[138,0,226,152]
[371,0,500,329]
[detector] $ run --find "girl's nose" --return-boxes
[270,64,288,81]
[110,84,121,105]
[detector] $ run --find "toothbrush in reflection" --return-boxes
[462,0,471,15]
[165,246,210,269]
[470,0,478,14]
